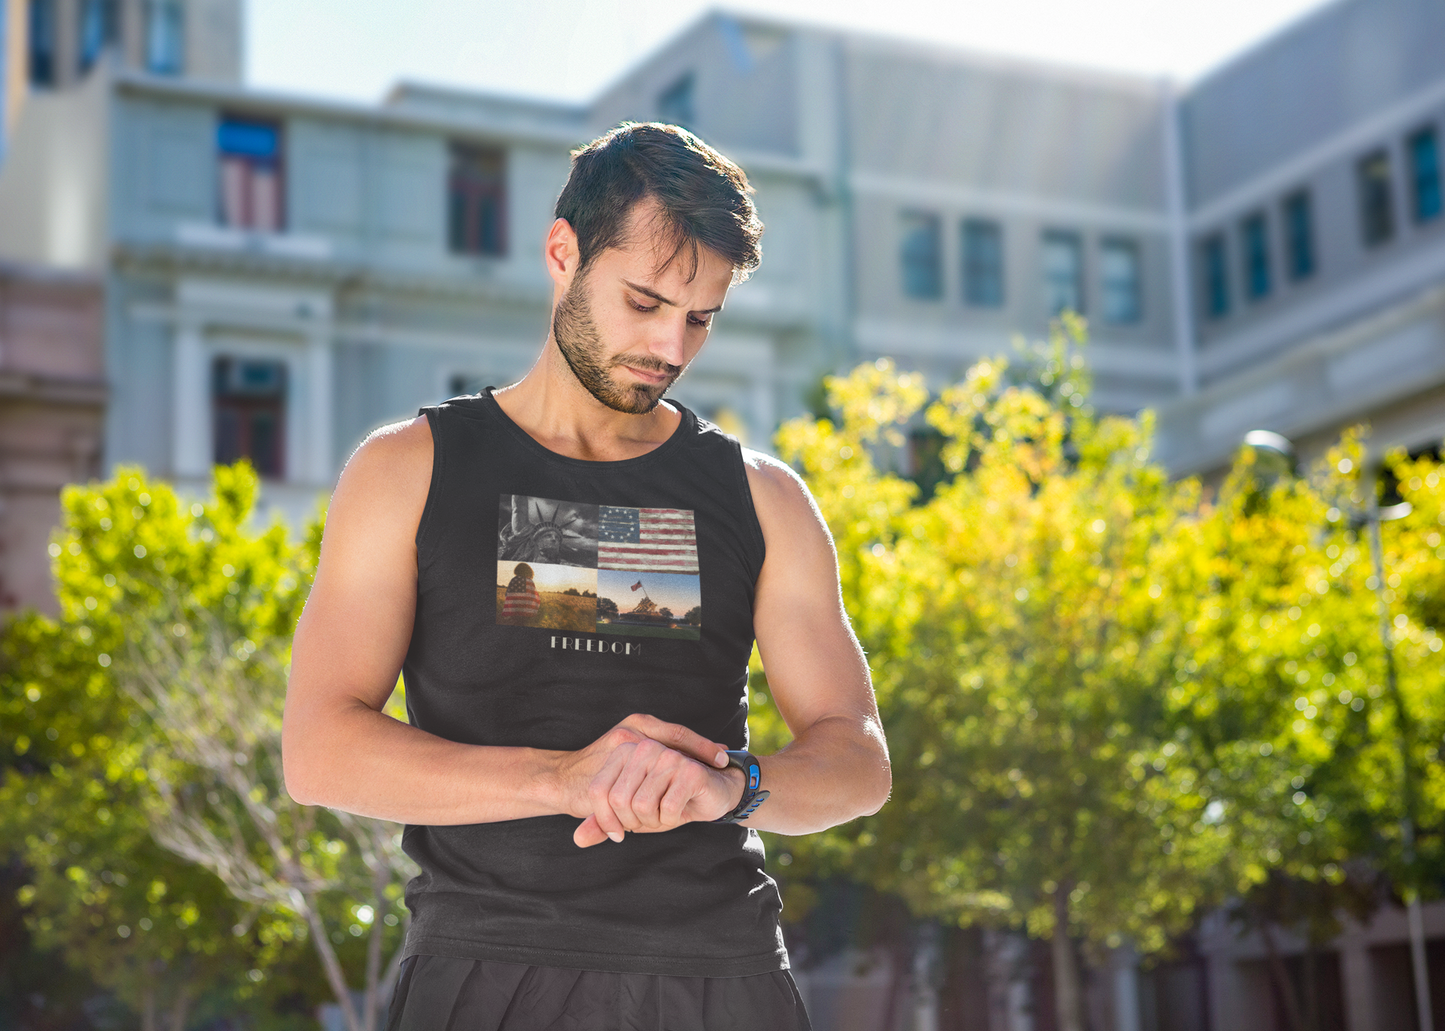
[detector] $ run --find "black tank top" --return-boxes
[398,389,786,977]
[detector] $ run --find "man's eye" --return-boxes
[628,298,657,313]
[689,315,712,328]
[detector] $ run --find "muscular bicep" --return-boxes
[746,453,877,736]
[287,418,433,718]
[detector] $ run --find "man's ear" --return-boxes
[545,218,580,289]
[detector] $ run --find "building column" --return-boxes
[172,320,209,478]
[1111,946,1142,1031]
[305,332,333,484]
[1339,922,1375,1031]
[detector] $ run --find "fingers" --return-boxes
[620,714,729,768]
[581,737,716,844]
[573,814,609,848]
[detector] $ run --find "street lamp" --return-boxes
[1241,431,1430,1031]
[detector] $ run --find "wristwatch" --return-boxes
[714,750,769,823]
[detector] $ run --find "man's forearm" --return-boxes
[740,714,891,835]
[283,700,569,825]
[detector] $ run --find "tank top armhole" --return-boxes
[731,439,767,585]
[414,406,445,564]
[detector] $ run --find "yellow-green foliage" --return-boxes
[0,463,404,1020]
[759,331,1445,955]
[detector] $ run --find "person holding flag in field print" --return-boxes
[501,562,541,623]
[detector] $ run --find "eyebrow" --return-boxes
[622,279,724,315]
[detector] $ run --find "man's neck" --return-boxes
[492,340,682,462]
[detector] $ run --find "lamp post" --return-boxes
[1242,431,1430,1031]
[1352,495,1428,1031]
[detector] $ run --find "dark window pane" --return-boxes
[1042,231,1083,316]
[962,219,1004,307]
[1283,190,1315,281]
[1409,127,1441,224]
[145,0,184,75]
[657,73,696,129]
[1358,150,1395,246]
[448,144,507,256]
[212,357,287,480]
[1202,234,1230,318]
[1241,212,1271,301]
[28,0,56,86]
[1100,238,1141,324]
[79,0,120,73]
[900,212,942,300]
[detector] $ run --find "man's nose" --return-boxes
[647,317,690,367]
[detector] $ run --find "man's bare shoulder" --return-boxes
[741,448,831,543]
[331,416,433,525]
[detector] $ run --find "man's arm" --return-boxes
[735,450,891,833]
[282,417,736,836]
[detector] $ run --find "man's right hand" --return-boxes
[553,714,739,848]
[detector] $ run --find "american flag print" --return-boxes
[597,506,699,574]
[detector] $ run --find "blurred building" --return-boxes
[0,261,104,610]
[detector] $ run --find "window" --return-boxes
[1357,150,1395,246]
[900,212,942,300]
[78,0,120,74]
[962,219,1004,307]
[145,0,183,76]
[1282,190,1315,281]
[1408,126,1441,224]
[1100,238,1142,324]
[212,357,286,479]
[28,0,56,86]
[217,115,283,231]
[1201,234,1230,319]
[1041,231,1083,316]
[657,73,696,129]
[448,144,507,256]
[1240,212,1271,301]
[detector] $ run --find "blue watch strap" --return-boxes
[715,749,769,823]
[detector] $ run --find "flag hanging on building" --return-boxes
[598,506,698,573]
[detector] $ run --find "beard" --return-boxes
[551,274,683,415]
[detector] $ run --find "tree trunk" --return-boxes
[140,983,158,1031]
[362,860,388,1031]
[1260,921,1303,1031]
[1052,888,1086,1031]
[302,899,363,1031]
[166,985,192,1031]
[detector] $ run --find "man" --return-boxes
[283,123,890,1029]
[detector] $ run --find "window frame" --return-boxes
[1099,236,1142,325]
[1240,210,1272,302]
[1201,233,1230,320]
[961,218,1005,308]
[211,355,288,481]
[78,0,121,75]
[1357,148,1396,247]
[899,211,944,301]
[1282,189,1315,282]
[1407,125,1442,225]
[28,0,57,87]
[447,143,509,258]
[216,113,286,233]
[1041,229,1085,317]
[144,0,184,76]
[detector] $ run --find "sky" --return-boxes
[248,0,1335,107]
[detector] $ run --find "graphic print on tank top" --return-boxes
[496,494,702,641]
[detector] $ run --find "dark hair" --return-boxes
[554,123,762,281]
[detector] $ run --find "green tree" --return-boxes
[1,464,417,1031]
[766,334,1232,1031]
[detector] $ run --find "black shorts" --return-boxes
[386,954,812,1031]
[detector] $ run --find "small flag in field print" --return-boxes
[598,506,699,573]
[631,581,643,591]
